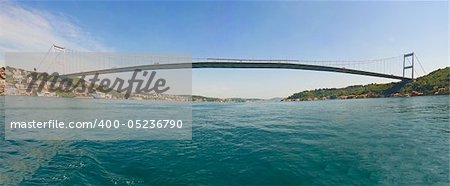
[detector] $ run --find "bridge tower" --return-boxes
[403,52,414,80]
[52,44,66,74]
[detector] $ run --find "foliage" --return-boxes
[400,67,450,95]
[55,90,77,98]
[287,67,450,100]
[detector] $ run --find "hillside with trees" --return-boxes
[285,67,449,101]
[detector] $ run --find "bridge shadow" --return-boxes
[383,80,411,96]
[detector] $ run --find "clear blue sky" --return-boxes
[1,1,448,98]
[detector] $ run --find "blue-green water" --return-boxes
[1,96,449,185]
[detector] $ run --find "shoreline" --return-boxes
[1,93,448,103]
[1,66,448,102]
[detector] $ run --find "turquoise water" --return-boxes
[1,96,449,185]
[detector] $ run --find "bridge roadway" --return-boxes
[63,62,411,80]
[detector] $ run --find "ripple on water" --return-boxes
[1,96,449,185]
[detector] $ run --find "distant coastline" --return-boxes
[1,66,448,102]
[0,67,262,102]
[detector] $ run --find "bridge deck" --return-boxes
[63,62,411,80]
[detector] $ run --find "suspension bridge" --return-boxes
[35,45,426,81]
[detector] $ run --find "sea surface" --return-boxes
[0,96,449,185]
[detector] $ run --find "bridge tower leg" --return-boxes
[403,52,414,80]
[52,44,66,74]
